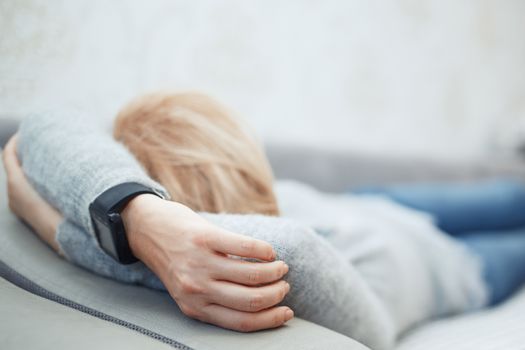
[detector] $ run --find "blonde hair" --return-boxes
[114,91,279,216]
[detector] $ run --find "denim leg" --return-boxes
[457,228,525,305]
[352,179,525,236]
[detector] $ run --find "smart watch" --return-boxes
[89,182,161,264]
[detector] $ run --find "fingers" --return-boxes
[210,256,289,286]
[202,304,294,332]
[2,134,21,178]
[209,280,290,312]
[205,229,276,261]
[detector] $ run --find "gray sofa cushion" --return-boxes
[266,144,525,191]
[0,117,19,148]
[0,277,172,350]
[0,166,369,350]
[397,286,525,349]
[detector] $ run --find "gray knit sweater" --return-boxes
[17,111,489,350]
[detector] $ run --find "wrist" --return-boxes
[121,193,161,262]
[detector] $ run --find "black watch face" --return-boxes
[93,219,118,259]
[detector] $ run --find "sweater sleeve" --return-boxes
[56,219,165,290]
[17,110,170,236]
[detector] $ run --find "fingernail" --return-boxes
[267,251,275,261]
[285,309,294,321]
[285,282,291,293]
[282,263,289,275]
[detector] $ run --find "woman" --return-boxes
[3,92,525,349]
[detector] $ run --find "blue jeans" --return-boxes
[352,179,525,305]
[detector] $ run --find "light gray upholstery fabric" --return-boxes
[266,144,525,191]
[397,286,525,350]
[0,117,19,148]
[0,277,173,350]
[0,166,369,350]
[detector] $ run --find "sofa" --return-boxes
[1,120,525,349]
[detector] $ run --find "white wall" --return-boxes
[1,0,524,159]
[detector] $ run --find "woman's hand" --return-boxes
[2,134,63,253]
[123,194,294,332]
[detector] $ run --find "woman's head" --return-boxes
[114,91,279,216]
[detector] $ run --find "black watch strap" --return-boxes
[90,183,161,264]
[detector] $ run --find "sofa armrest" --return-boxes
[0,277,173,350]
[0,166,370,350]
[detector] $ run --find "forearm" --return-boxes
[17,111,169,235]
[24,198,63,254]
